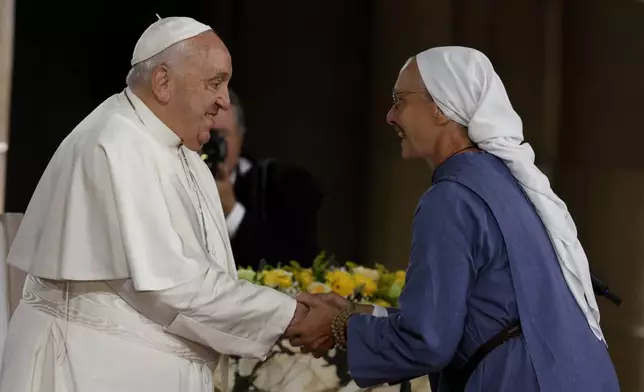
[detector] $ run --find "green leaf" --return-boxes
[311,252,330,282]
[289,260,302,269]
[375,263,389,274]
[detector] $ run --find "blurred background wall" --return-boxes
[3,0,644,389]
[557,0,644,388]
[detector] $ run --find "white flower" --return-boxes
[307,282,332,294]
[352,266,380,282]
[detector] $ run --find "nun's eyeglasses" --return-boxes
[392,89,428,106]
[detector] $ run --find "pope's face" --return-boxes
[167,32,233,151]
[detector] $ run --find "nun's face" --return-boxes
[386,58,440,160]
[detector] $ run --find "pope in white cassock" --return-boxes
[0,17,309,392]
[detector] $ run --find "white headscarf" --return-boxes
[415,46,604,342]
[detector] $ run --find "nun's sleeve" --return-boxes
[346,182,483,387]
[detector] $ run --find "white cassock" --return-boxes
[0,88,296,392]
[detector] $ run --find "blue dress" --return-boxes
[346,151,620,391]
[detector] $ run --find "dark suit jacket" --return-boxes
[230,157,322,270]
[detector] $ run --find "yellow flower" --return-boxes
[307,282,332,294]
[326,270,356,297]
[352,266,380,282]
[262,269,293,289]
[354,274,378,296]
[373,299,391,308]
[395,270,406,285]
[295,268,314,289]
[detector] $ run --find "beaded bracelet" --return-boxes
[331,302,356,351]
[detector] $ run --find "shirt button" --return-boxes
[204,376,210,384]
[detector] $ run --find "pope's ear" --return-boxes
[150,64,172,104]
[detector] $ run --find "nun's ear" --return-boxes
[432,103,451,126]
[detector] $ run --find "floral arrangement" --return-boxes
[217,253,414,391]
[236,252,406,308]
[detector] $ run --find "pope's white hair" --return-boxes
[126,40,192,88]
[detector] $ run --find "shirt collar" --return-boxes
[229,157,252,184]
[122,88,182,148]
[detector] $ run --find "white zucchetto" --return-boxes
[131,16,212,66]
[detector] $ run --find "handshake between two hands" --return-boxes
[282,291,373,358]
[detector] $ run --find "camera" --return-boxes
[200,130,227,169]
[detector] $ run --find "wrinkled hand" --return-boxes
[317,292,374,315]
[315,292,350,310]
[287,292,341,358]
[284,302,309,338]
[215,164,237,216]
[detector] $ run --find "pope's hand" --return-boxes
[282,301,309,342]
[284,302,309,335]
[287,292,340,358]
[287,302,309,331]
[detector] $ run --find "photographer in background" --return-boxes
[202,90,323,270]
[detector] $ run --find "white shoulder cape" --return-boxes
[7,90,230,290]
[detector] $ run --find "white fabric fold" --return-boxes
[415,46,603,342]
[2,90,298,391]
[371,305,389,318]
